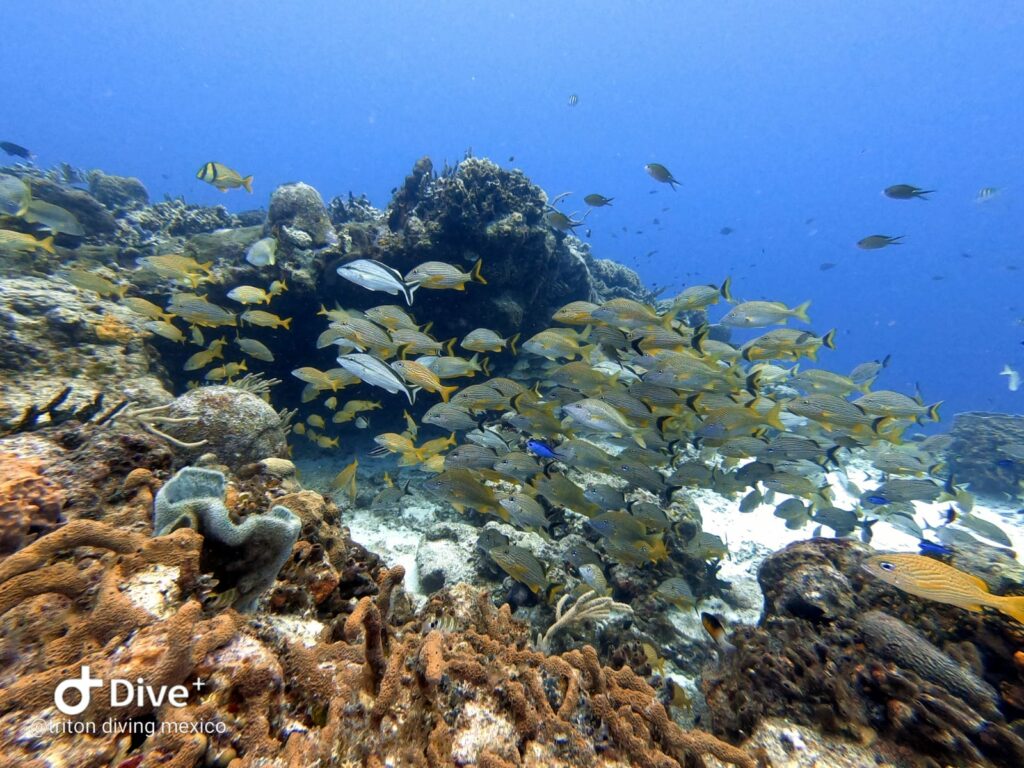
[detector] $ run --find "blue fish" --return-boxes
[526,439,564,461]
[996,459,1015,470]
[918,539,954,557]
[865,494,889,505]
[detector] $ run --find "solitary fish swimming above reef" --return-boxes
[644,163,680,189]
[883,184,933,200]
[863,553,1024,625]
[196,161,253,193]
[857,234,903,250]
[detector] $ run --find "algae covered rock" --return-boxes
[946,411,1024,498]
[87,170,149,210]
[0,277,169,431]
[163,385,289,470]
[266,181,334,247]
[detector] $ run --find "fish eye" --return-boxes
[879,561,896,572]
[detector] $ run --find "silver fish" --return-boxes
[337,258,419,305]
[336,352,418,403]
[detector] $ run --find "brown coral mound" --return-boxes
[703,538,1024,768]
[0,451,64,555]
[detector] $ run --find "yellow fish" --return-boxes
[64,269,126,297]
[331,459,358,502]
[390,360,458,402]
[123,297,175,322]
[144,320,185,343]
[317,435,339,449]
[307,414,326,429]
[863,553,1024,625]
[268,278,288,297]
[205,360,248,381]
[227,285,272,305]
[241,310,291,329]
[0,229,54,254]
[405,259,486,290]
[196,161,253,193]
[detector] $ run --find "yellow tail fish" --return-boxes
[864,553,1024,625]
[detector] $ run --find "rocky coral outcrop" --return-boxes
[86,170,149,211]
[323,157,648,350]
[0,277,171,432]
[703,538,1024,768]
[946,411,1024,498]
[160,386,289,470]
[0,452,63,555]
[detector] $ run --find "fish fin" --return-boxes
[402,280,419,305]
[471,258,487,284]
[481,356,491,377]
[451,502,466,514]
[509,332,520,355]
[282,317,292,330]
[39,235,56,254]
[793,300,811,324]
[719,277,733,302]
[822,329,837,350]
[993,595,1024,626]
[241,176,253,193]
[927,401,942,422]
[692,323,709,355]
[444,337,457,356]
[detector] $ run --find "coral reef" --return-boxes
[86,170,149,211]
[153,467,301,612]
[0,435,754,768]
[0,277,170,432]
[265,181,334,248]
[323,157,649,348]
[0,452,64,555]
[703,538,1024,767]
[946,411,1024,498]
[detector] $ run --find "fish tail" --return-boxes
[402,280,419,306]
[927,401,942,422]
[821,329,837,350]
[793,300,812,324]
[508,332,519,355]
[439,384,458,403]
[691,323,710,355]
[719,276,734,302]
[471,258,487,284]
[39,235,56,254]
[993,594,1024,626]
[281,317,292,330]
[444,337,457,356]
[481,356,491,377]
[241,175,254,193]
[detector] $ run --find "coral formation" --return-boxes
[946,411,1024,498]
[0,277,170,432]
[153,466,301,611]
[0,452,64,555]
[160,386,289,469]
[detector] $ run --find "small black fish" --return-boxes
[508,155,515,163]
[0,141,31,159]
[719,226,733,235]
[819,262,837,271]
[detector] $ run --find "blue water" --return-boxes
[4,1,1022,419]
